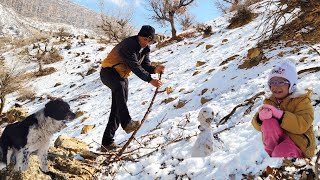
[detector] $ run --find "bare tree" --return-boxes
[0,63,25,114]
[57,27,70,41]
[214,0,261,12]
[98,0,134,43]
[256,0,302,42]
[27,39,62,73]
[178,12,195,31]
[147,0,196,39]
[213,0,229,13]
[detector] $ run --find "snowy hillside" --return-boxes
[0,0,100,32]
[1,1,320,179]
[0,3,94,37]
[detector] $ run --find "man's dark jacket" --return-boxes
[101,35,155,82]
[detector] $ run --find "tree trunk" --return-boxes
[0,95,5,115]
[38,59,43,73]
[169,15,177,39]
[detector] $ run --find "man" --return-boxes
[100,25,165,151]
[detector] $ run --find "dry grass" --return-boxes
[229,0,261,12]
[43,48,64,64]
[16,88,36,102]
[97,39,112,44]
[195,23,213,38]
[179,31,197,38]
[34,67,57,77]
[228,6,255,29]
[156,38,182,49]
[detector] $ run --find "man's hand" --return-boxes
[155,65,165,74]
[149,79,162,88]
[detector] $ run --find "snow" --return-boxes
[2,1,320,179]
[0,3,95,37]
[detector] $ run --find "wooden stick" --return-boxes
[105,74,162,164]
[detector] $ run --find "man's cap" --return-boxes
[138,25,155,40]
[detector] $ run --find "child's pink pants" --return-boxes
[261,118,303,158]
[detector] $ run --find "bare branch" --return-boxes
[147,0,196,39]
[0,62,25,114]
[217,91,265,125]
[98,2,134,43]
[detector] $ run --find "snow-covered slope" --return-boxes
[2,2,320,179]
[0,3,94,37]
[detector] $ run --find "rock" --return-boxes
[166,86,174,94]
[192,71,201,76]
[219,55,239,66]
[0,155,51,180]
[247,47,262,59]
[205,44,213,50]
[86,67,96,76]
[174,100,187,109]
[75,111,86,118]
[79,151,99,160]
[54,82,62,87]
[81,125,95,134]
[54,135,89,152]
[201,88,208,95]
[196,42,205,47]
[201,97,212,105]
[4,106,28,123]
[222,39,228,43]
[196,61,206,67]
[207,69,215,73]
[49,156,95,180]
[161,97,177,104]
[238,47,267,69]
[81,117,89,123]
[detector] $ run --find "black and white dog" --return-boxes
[0,99,75,172]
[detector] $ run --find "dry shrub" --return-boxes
[238,57,269,69]
[64,43,72,50]
[0,32,50,53]
[97,39,112,44]
[195,23,213,38]
[99,9,134,43]
[56,28,71,41]
[13,33,50,48]
[156,38,182,49]
[35,67,57,77]
[3,106,28,123]
[52,40,66,46]
[16,88,36,102]
[229,0,261,12]
[220,55,240,66]
[179,31,197,38]
[228,6,255,29]
[0,37,12,52]
[43,48,64,64]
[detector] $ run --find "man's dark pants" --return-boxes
[100,67,131,146]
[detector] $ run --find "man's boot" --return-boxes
[124,120,141,134]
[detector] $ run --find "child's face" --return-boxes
[268,77,290,99]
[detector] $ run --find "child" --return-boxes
[252,60,315,158]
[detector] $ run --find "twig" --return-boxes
[297,67,320,75]
[81,168,96,180]
[213,124,236,136]
[306,44,320,56]
[218,91,265,125]
[315,151,320,179]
